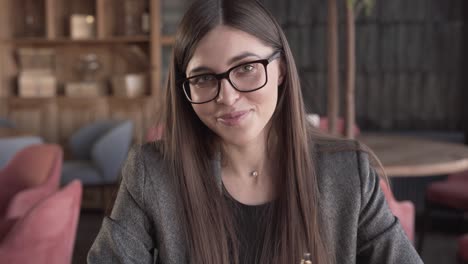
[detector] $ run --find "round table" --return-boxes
[358,133,468,177]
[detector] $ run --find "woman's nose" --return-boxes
[215,79,240,105]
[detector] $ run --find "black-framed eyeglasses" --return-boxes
[181,51,282,104]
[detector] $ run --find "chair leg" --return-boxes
[417,200,432,254]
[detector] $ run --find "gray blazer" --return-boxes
[88,141,423,264]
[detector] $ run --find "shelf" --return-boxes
[2,97,56,103]
[4,36,152,45]
[0,0,169,145]
[3,35,175,46]
[4,96,153,101]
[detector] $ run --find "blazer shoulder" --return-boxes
[139,141,164,159]
[127,141,165,171]
[313,137,360,153]
[120,141,165,196]
[313,138,372,169]
[314,138,360,168]
[313,138,375,197]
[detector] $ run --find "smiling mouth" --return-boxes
[217,110,251,126]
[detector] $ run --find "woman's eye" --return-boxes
[194,75,214,84]
[242,65,254,72]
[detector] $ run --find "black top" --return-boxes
[223,186,273,264]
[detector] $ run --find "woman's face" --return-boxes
[185,25,284,147]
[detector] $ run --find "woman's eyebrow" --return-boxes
[189,66,214,76]
[188,51,261,76]
[227,51,261,65]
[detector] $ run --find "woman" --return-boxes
[88,0,422,263]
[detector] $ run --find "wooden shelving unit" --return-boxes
[0,0,174,144]
[4,36,152,44]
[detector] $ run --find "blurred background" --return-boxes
[265,0,465,132]
[0,0,467,263]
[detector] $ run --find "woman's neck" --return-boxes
[221,138,279,205]
[221,139,270,181]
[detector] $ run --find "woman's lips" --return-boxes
[217,110,251,126]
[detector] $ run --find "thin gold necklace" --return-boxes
[250,170,259,177]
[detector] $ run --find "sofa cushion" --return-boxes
[62,161,103,185]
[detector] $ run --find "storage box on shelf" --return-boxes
[17,48,57,98]
[18,71,57,98]
[70,14,96,39]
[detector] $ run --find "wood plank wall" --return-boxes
[261,0,464,131]
[462,1,468,143]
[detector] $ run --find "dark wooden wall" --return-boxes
[262,0,464,131]
[463,1,468,143]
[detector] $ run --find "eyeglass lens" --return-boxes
[183,61,267,103]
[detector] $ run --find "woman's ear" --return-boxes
[277,59,286,86]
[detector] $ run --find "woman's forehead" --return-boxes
[186,25,273,74]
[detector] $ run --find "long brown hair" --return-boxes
[160,0,332,263]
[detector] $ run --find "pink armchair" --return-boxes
[458,234,468,264]
[417,170,468,253]
[379,179,415,243]
[0,180,82,264]
[145,123,164,142]
[0,144,63,218]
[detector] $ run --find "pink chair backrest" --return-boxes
[379,179,415,242]
[0,144,63,216]
[145,124,164,142]
[379,179,395,202]
[459,234,468,262]
[0,180,83,264]
[448,169,468,182]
